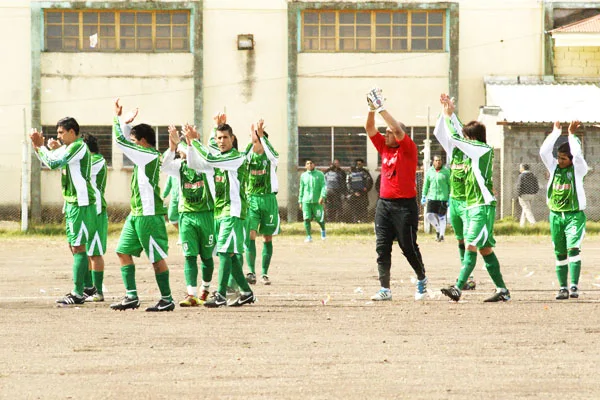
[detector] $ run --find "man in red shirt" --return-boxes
[365,87,427,301]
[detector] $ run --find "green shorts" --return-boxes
[549,210,586,254]
[215,216,245,255]
[179,211,216,259]
[248,194,280,236]
[301,202,324,223]
[449,198,467,240]
[87,210,108,256]
[167,201,180,224]
[465,205,496,249]
[116,214,169,263]
[65,203,97,247]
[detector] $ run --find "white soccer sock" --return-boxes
[439,215,447,237]
[426,213,440,231]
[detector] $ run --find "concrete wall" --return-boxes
[554,46,600,78]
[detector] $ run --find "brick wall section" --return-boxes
[554,46,600,77]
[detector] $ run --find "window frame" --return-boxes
[44,9,191,53]
[298,126,368,168]
[301,9,446,53]
[40,125,113,168]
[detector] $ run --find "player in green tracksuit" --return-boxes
[433,98,477,290]
[243,119,280,285]
[540,121,588,300]
[185,123,255,308]
[162,175,181,231]
[110,99,174,312]
[299,160,327,242]
[421,156,451,242]
[30,117,96,305]
[438,94,510,303]
[162,125,216,307]
[81,134,108,302]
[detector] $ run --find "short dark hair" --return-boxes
[355,158,365,164]
[131,123,156,147]
[216,123,233,136]
[463,121,487,143]
[232,135,238,150]
[557,142,573,160]
[521,163,530,171]
[304,159,313,164]
[83,133,99,153]
[56,117,80,135]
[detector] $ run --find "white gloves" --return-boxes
[367,87,385,113]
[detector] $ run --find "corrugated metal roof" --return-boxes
[550,14,600,33]
[485,81,600,123]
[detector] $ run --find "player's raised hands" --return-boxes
[213,112,227,126]
[440,93,455,117]
[256,119,265,138]
[114,98,138,124]
[366,87,385,113]
[47,138,61,150]
[30,128,44,148]
[554,121,561,131]
[168,125,180,151]
[182,123,199,145]
[568,120,581,135]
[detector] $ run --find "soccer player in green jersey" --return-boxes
[299,159,327,242]
[184,123,256,308]
[421,155,451,242]
[109,99,175,312]
[540,121,588,300]
[30,117,96,305]
[438,95,510,303]
[243,119,280,285]
[162,125,216,307]
[81,134,107,302]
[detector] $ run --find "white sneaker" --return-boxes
[371,288,392,301]
[304,236,313,243]
[414,277,428,301]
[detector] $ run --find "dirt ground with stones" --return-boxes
[1,234,600,399]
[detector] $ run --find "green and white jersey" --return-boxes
[162,175,180,207]
[540,127,588,212]
[90,153,107,214]
[113,116,166,216]
[433,114,469,201]
[187,139,248,220]
[299,170,327,204]
[245,136,279,195]
[35,137,95,207]
[161,148,215,214]
[423,166,451,201]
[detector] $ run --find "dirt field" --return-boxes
[1,233,600,399]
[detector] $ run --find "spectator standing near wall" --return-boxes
[516,163,539,227]
[324,159,347,222]
[346,158,373,223]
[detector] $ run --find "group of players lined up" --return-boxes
[365,89,587,303]
[30,99,281,311]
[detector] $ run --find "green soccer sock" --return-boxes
[458,243,466,264]
[456,251,477,289]
[262,241,273,276]
[72,252,88,297]
[217,254,233,296]
[200,256,214,283]
[317,221,326,232]
[304,220,311,237]
[184,256,199,287]
[568,249,581,286]
[231,254,252,293]
[483,252,506,289]
[155,270,173,302]
[84,267,93,288]
[246,240,257,274]
[555,255,568,287]
[92,271,104,294]
[120,264,138,298]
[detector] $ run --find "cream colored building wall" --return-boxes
[554,46,600,78]
[0,1,31,206]
[203,0,289,203]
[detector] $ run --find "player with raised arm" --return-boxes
[540,121,588,300]
[437,95,510,303]
[161,125,216,306]
[30,117,96,305]
[109,99,175,312]
[243,119,280,285]
[184,123,255,308]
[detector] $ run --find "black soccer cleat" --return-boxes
[110,296,141,311]
[145,299,175,312]
[246,273,257,285]
[230,291,256,307]
[56,292,85,305]
[204,292,227,308]
[555,288,569,300]
[484,289,511,303]
[441,285,461,302]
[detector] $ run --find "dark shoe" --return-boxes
[230,292,256,307]
[56,292,85,305]
[462,276,476,291]
[145,299,175,312]
[484,289,511,302]
[441,285,461,302]
[435,232,440,242]
[261,275,271,285]
[83,286,97,299]
[246,273,257,285]
[556,288,569,300]
[110,296,141,311]
[569,286,579,299]
[204,292,227,308]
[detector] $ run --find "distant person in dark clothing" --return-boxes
[517,163,539,227]
[324,159,347,222]
[346,158,373,223]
